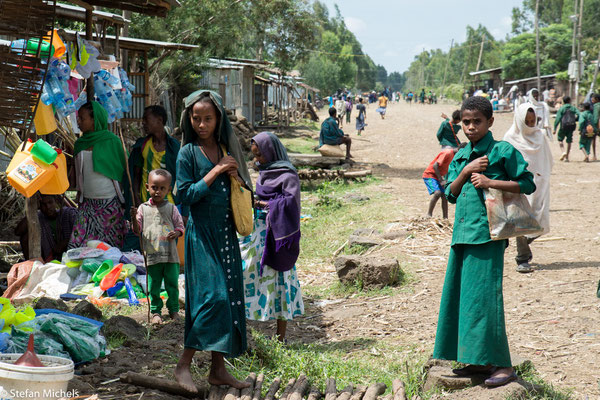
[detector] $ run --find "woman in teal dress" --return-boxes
[174,90,252,391]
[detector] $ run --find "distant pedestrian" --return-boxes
[345,97,353,125]
[335,96,346,128]
[355,98,367,136]
[579,102,595,162]
[553,96,579,162]
[422,145,463,219]
[526,89,551,137]
[376,93,388,119]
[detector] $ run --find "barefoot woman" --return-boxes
[175,90,252,391]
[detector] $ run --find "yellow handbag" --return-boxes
[221,145,253,236]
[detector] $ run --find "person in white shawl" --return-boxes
[526,89,552,138]
[503,103,553,273]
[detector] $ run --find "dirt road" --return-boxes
[307,101,599,398]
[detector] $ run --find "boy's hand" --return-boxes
[465,156,488,175]
[471,173,491,189]
[167,231,181,241]
[441,112,448,120]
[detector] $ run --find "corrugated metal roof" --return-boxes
[61,29,198,51]
[62,0,180,17]
[56,3,130,25]
[505,74,557,85]
[469,67,503,76]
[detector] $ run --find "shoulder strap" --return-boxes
[448,122,460,146]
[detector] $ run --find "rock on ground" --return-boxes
[101,315,147,345]
[72,300,103,321]
[334,255,402,289]
[34,297,69,311]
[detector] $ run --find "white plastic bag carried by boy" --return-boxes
[484,188,543,240]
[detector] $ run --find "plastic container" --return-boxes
[0,353,74,400]
[45,30,66,59]
[6,155,57,198]
[39,149,68,195]
[31,140,58,165]
[33,101,58,136]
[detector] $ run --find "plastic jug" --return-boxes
[31,140,58,164]
[44,29,66,58]
[33,100,58,135]
[6,141,34,174]
[39,148,68,195]
[6,152,58,198]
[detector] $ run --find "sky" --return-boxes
[320,0,525,73]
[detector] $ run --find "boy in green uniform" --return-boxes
[578,102,595,162]
[433,97,536,387]
[592,94,600,134]
[436,111,462,149]
[319,107,352,159]
[553,96,579,162]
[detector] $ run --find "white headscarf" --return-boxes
[526,88,552,139]
[504,103,553,236]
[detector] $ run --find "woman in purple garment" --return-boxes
[239,132,304,342]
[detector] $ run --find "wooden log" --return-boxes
[349,385,366,400]
[336,384,353,400]
[380,395,392,400]
[279,378,296,400]
[307,386,322,400]
[391,379,406,400]
[264,377,281,400]
[25,196,41,259]
[119,371,209,398]
[252,374,264,400]
[240,373,256,400]
[342,170,372,178]
[288,375,309,400]
[362,383,386,400]
[224,386,240,400]
[325,378,337,400]
[289,153,344,168]
[208,385,223,400]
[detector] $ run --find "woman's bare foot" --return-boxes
[174,362,198,393]
[208,367,250,389]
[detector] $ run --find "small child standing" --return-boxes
[433,97,535,388]
[422,144,464,219]
[579,102,595,162]
[131,169,184,325]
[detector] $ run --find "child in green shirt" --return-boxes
[433,97,536,388]
[437,110,462,149]
[579,102,595,162]
[553,96,579,162]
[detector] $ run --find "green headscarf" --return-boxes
[73,101,126,182]
[179,90,251,189]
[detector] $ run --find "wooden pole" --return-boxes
[440,39,454,98]
[590,46,600,94]
[535,0,541,91]
[25,196,41,260]
[575,0,584,104]
[86,9,94,101]
[475,35,485,72]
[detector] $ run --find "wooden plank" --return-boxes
[325,378,337,400]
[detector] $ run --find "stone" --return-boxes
[348,235,382,248]
[351,228,380,237]
[72,300,103,321]
[381,230,409,240]
[344,194,371,203]
[101,315,146,345]
[334,255,402,289]
[423,366,485,392]
[510,353,533,369]
[34,297,69,312]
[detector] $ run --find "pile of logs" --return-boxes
[120,372,409,400]
[297,169,372,181]
[227,110,256,152]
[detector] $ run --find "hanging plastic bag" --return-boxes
[484,188,543,240]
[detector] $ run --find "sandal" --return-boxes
[452,364,496,377]
[559,152,567,161]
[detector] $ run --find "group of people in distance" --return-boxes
[554,93,600,162]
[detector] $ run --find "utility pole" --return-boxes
[575,0,584,104]
[535,0,541,91]
[569,0,578,100]
[475,35,485,72]
[590,47,600,93]
[441,39,454,98]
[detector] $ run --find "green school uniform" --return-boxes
[434,131,535,368]
[553,104,579,143]
[593,102,600,130]
[319,117,344,146]
[436,119,462,148]
[579,110,594,153]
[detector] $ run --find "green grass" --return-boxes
[510,363,575,400]
[280,136,317,154]
[223,329,429,397]
[298,177,400,266]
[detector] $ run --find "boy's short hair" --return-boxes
[593,93,600,101]
[451,110,461,121]
[328,107,337,117]
[149,168,172,184]
[461,96,493,120]
[582,102,592,111]
[563,96,571,104]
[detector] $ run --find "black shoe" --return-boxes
[484,372,518,387]
[452,365,496,377]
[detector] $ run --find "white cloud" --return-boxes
[345,16,367,34]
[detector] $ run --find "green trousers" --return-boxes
[147,262,180,314]
[433,240,512,367]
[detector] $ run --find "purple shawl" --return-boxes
[253,132,301,275]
